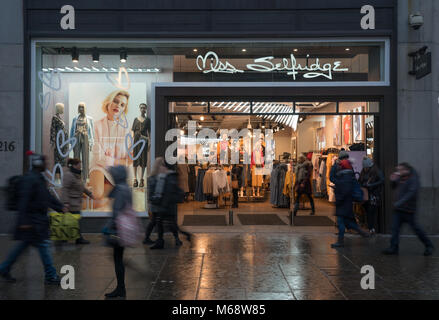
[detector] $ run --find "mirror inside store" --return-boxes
[170,101,377,225]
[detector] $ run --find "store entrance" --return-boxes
[167,100,379,230]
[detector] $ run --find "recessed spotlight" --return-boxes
[120,48,127,63]
[242,49,247,52]
[71,47,79,63]
[200,116,205,121]
[92,47,99,63]
[293,48,298,52]
[345,48,350,51]
[193,48,198,52]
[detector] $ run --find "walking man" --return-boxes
[382,163,434,256]
[0,154,66,284]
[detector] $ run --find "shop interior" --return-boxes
[170,100,378,226]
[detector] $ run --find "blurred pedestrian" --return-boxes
[382,163,434,256]
[331,159,369,248]
[62,158,94,244]
[293,155,315,216]
[104,165,131,298]
[231,165,242,208]
[0,154,66,284]
[359,157,384,234]
[147,157,190,250]
[329,150,349,184]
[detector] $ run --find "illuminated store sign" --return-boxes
[196,51,349,80]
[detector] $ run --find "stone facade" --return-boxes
[397,0,439,233]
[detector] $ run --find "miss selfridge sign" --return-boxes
[196,51,349,80]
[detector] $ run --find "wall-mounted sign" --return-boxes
[409,47,432,80]
[196,51,349,80]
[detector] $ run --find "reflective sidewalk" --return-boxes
[0,232,438,300]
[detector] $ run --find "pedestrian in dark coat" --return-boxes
[293,155,315,216]
[146,157,190,250]
[382,163,434,256]
[359,157,384,234]
[331,160,369,248]
[0,154,65,284]
[105,165,131,299]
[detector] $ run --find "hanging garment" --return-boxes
[195,169,206,201]
[270,164,290,207]
[283,169,293,196]
[177,164,189,193]
[188,165,196,193]
[203,169,214,195]
[212,169,230,197]
[251,167,263,187]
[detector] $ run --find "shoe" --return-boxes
[424,246,434,256]
[369,228,376,235]
[45,276,61,285]
[133,179,138,188]
[150,239,164,250]
[143,237,155,245]
[139,179,144,188]
[382,248,399,255]
[331,240,344,248]
[0,271,16,283]
[175,239,183,246]
[310,211,315,216]
[75,237,90,245]
[105,287,126,298]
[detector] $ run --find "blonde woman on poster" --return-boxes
[89,90,132,208]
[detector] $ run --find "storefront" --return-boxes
[23,1,397,232]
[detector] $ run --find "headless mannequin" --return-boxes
[50,103,67,182]
[132,104,150,188]
[73,103,91,182]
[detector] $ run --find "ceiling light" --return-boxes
[242,49,247,52]
[293,48,298,52]
[200,116,205,121]
[92,47,99,63]
[345,48,350,51]
[120,48,127,63]
[71,47,79,63]
[193,48,198,52]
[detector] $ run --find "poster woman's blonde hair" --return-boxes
[101,89,130,114]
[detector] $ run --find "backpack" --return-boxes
[352,178,364,202]
[115,205,142,247]
[5,175,23,211]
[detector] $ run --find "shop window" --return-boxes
[209,101,251,114]
[252,102,294,114]
[169,101,208,113]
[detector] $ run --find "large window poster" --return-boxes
[69,82,148,212]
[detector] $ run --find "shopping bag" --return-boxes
[49,212,81,241]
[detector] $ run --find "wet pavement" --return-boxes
[1,232,439,300]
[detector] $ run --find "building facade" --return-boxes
[0,0,436,233]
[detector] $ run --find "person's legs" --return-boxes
[133,166,138,186]
[0,241,30,275]
[34,240,58,280]
[293,191,302,216]
[332,216,346,247]
[344,218,369,238]
[364,201,377,231]
[143,213,156,242]
[140,166,146,187]
[405,213,434,248]
[306,192,315,214]
[106,246,126,298]
[387,211,403,253]
[150,214,164,249]
[232,188,239,207]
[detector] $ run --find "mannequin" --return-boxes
[131,103,150,187]
[50,103,68,168]
[70,103,94,182]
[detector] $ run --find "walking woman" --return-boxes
[62,158,94,244]
[105,165,131,298]
[359,157,384,234]
[147,157,190,249]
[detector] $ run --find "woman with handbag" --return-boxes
[104,165,132,299]
[62,158,94,244]
[359,157,384,234]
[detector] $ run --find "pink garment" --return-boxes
[90,117,130,184]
